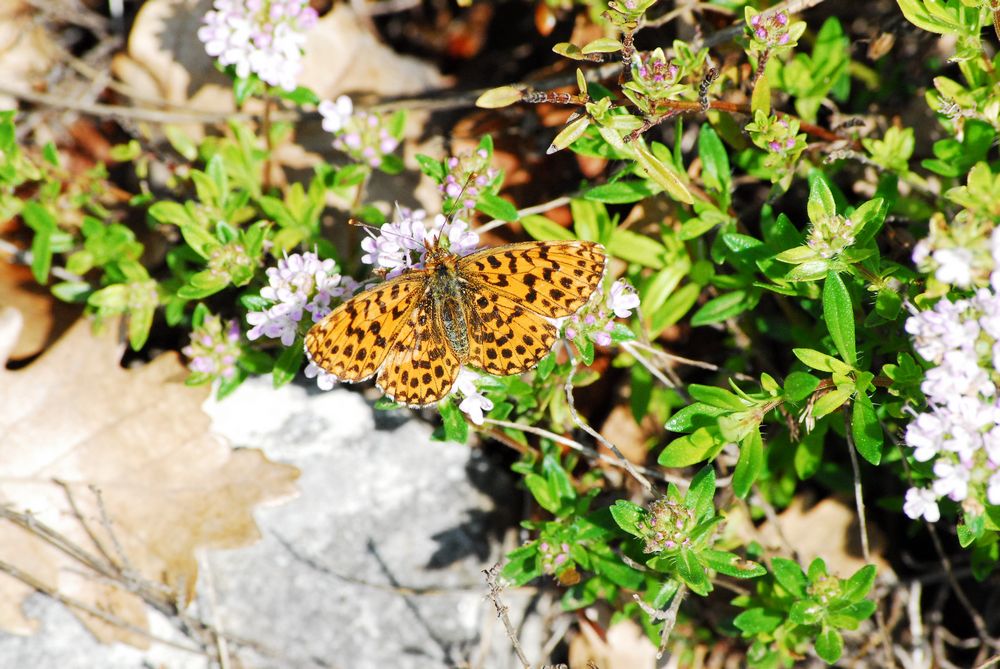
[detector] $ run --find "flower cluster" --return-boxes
[748,10,791,47]
[912,213,995,289]
[439,149,499,216]
[198,0,318,91]
[745,111,807,184]
[806,214,856,260]
[319,95,400,169]
[183,313,242,381]
[246,251,346,347]
[635,497,696,554]
[453,369,494,425]
[630,48,682,96]
[902,229,1000,523]
[564,279,640,347]
[360,208,479,278]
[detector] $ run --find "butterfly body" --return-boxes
[305,240,607,406]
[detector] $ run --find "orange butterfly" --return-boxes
[305,238,606,406]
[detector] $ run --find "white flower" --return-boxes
[304,361,337,391]
[932,460,970,502]
[904,412,945,462]
[454,369,493,426]
[932,247,974,287]
[903,487,940,523]
[198,0,317,91]
[319,95,354,133]
[988,471,1000,505]
[608,280,640,319]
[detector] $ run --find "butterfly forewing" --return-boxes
[304,273,425,381]
[458,241,607,318]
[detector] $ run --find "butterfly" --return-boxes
[304,239,607,406]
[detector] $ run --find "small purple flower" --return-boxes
[183,314,242,380]
[360,209,481,277]
[246,251,343,347]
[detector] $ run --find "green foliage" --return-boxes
[732,558,877,666]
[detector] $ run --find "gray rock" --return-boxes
[0,377,548,669]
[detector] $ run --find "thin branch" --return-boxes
[484,563,531,669]
[843,417,897,669]
[633,584,687,659]
[0,238,84,283]
[562,346,655,494]
[482,418,691,487]
[0,557,207,656]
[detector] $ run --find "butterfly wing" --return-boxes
[375,292,460,406]
[304,273,426,382]
[463,287,558,375]
[458,240,607,318]
[458,240,606,375]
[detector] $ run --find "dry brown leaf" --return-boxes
[568,618,658,669]
[756,496,893,579]
[0,308,299,646]
[0,260,81,360]
[0,2,58,108]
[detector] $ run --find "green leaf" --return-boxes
[570,199,611,243]
[822,271,857,367]
[793,348,840,372]
[698,125,731,197]
[685,465,716,521]
[784,371,821,403]
[658,428,721,468]
[851,393,883,465]
[771,557,808,598]
[807,173,837,223]
[701,549,767,579]
[475,193,519,221]
[688,384,745,411]
[690,290,754,326]
[583,180,656,204]
[272,340,305,388]
[812,385,853,418]
[439,399,469,444]
[128,305,154,350]
[610,499,647,536]
[814,626,843,664]
[789,599,824,625]
[22,202,56,284]
[842,565,876,602]
[521,214,576,241]
[635,142,694,205]
[732,430,763,499]
[676,547,711,595]
[51,281,91,303]
[733,607,783,634]
[607,228,666,268]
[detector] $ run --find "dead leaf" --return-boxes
[569,618,658,669]
[0,2,58,108]
[755,496,893,579]
[0,260,81,360]
[0,308,299,646]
